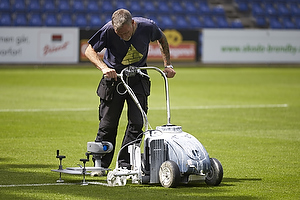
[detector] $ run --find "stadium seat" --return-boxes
[171,1,184,14]
[216,16,229,28]
[73,0,86,13]
[199,2,211,15]
[86,0,99,13]
[159,15,174,29]
[59,13,73,26]
[115,0,128,10]
[102,1,114,13]
[231,19,243,28]
[189,15,202,28]
[202,16,216,28]
[289,3,300,16]
[158,1,169,13]
[212,5,225,16]
[254,15,267,27]
[175,15,189,29]
[281,17,296,29]
[57,0,71,12]
[143,1,156,13]
[185,2,198,14]
[44,13,58,26]
[129,1,142,16]
[13,13,27,26]
[269,17,283,29]
[74,14,87,27]
[0,0,10,12]
[12,0,26,12]
[28,13,42,26]
[252,3,264,16]
[43,0,56,12]
[0,12,12,26]
[27,0,41,12]
[293,17,300,29]
[276,3,290,16]
[235,0,250,12]
[264,3,278,16]
[89,14,102,28]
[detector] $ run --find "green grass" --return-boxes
[0,65,299,199]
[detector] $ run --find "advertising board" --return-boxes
[202,29,300,63]
[0,27,79,63]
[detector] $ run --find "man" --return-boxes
[85,9,176,171]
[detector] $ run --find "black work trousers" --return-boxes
[95,73,150,169]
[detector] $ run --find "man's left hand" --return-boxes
[163,67,176,78]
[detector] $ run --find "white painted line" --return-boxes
[0,104,288,113]
[149,104,289,110]
[0,181,109,187]
[0,183,78,187]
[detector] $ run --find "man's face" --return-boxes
[115,20,134,41]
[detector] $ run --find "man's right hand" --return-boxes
[102,67,118,81]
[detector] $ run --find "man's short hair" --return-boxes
[112,9,132,31]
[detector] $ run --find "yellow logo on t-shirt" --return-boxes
[121,44,143,65]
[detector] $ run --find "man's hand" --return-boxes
[102,68,118,80]
[163,67,176,78]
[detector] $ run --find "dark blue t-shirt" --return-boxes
[88,17,163,72]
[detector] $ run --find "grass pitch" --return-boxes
[0,65,299,200]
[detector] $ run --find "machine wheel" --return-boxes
[205,158,223,186]
[159,160,180,188]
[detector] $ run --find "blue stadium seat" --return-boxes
[269,17,283,29]
[189,15,202,28]
[27,0,41,12]
[129,1,142,16]
[42,0,56,12]
[158,1,169,13]
[281,17,296,29]
[159,15,174,29]
[0,0,10,12]
[0,12,12,26]
[212,5,225,16]
[13,13,27,26]
[264,3,278,16]
[102,1,114,13]
[74,14,87,27]
[293,17,300,29]
[89,14,102,28]
[115,0,128,10]
[289,3,300,16]
[199,2,211,15]
[216,16,229,28]
[12,0,26,12]
[143,1,156,13]
[57,0,71,12]
[252,3,264,16]
[59,13,73,26]
[254,15,267,27]
[185,2,198,14]
[171,2,184,14]
[276,3,290,16]
[231,19,243,28]
[28,13,42,26]
[202,16,216,28]
[175,15,189,29]
[73,0,86,13]
[86,0,99,13]
[235,0,249,12]
[44,13,58,26]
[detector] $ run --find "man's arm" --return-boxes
[85,44,117,80]
[157,33,176,78]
